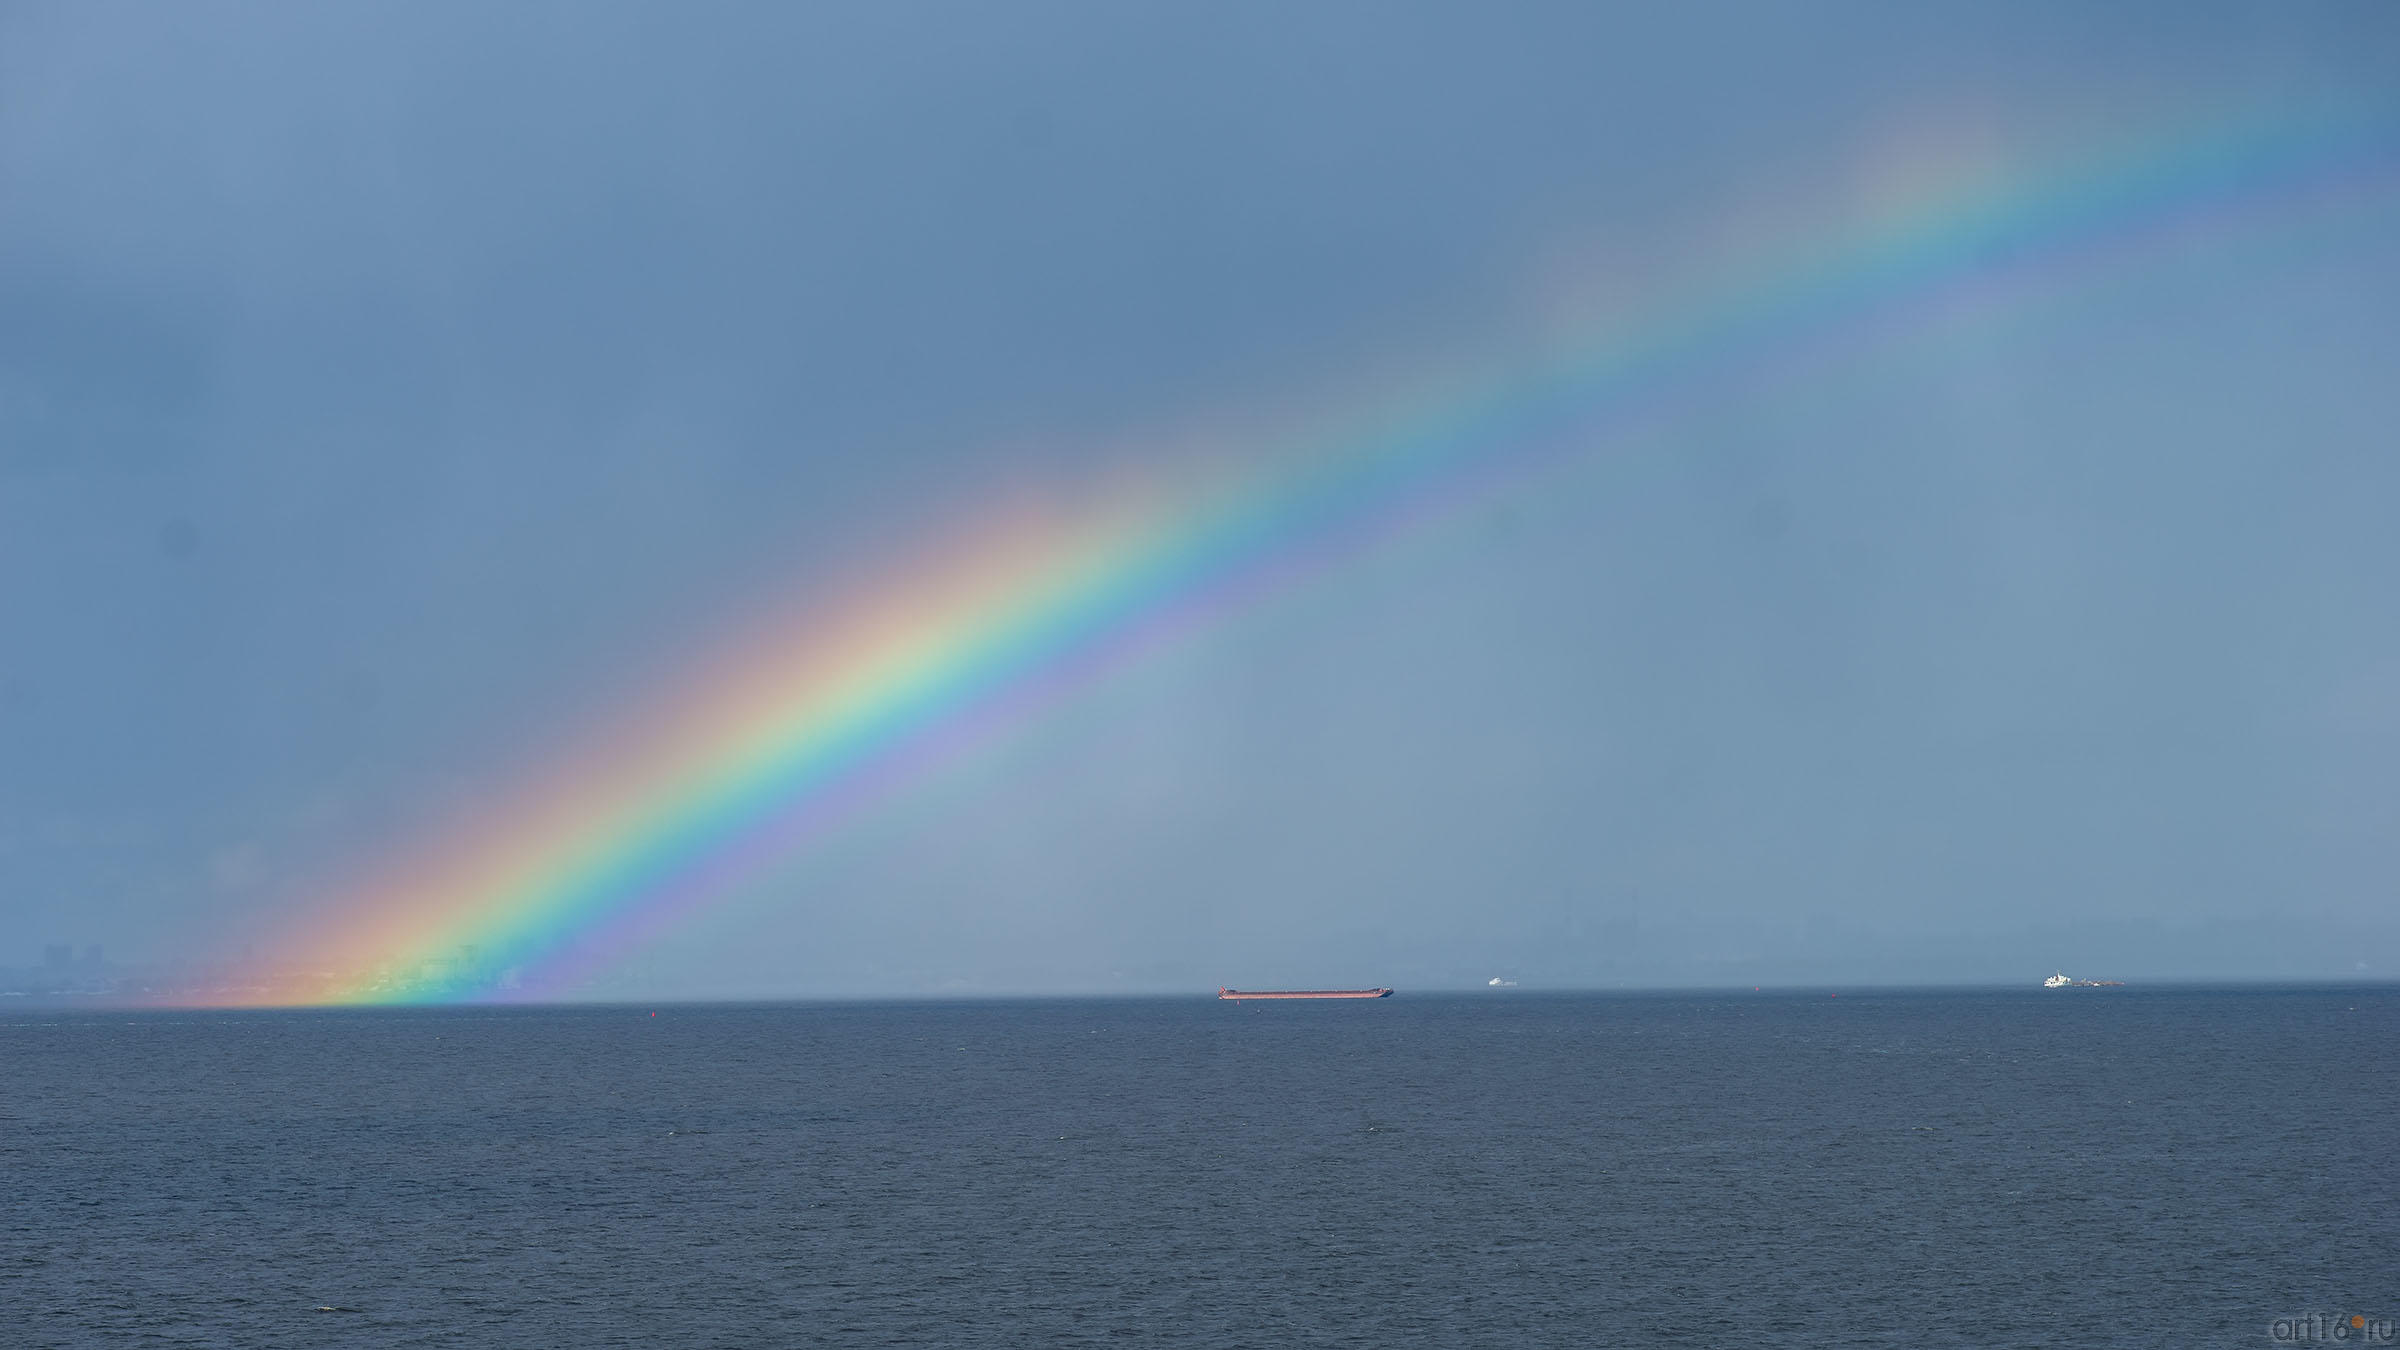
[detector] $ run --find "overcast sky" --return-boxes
[4,2,2397,994]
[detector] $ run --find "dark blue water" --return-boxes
[6,987,2395,1348]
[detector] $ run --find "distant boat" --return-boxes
[1487,977,1518,988]
[2044,972,2124,988]
[1218,987,1392,1000]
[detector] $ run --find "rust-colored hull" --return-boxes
[1218,987,1393,1000]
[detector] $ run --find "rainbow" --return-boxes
[261,102,2395,1005]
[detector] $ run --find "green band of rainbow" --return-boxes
[283,103,2397,1005]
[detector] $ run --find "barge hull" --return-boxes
[1218,988,1393,1000]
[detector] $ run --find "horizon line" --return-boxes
[18,975,2397,1012]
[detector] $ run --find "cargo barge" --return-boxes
[1218,987,1393,1000]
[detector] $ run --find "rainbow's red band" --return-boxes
[224,103,2396,1006]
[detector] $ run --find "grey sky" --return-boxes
[4,2,2397,994]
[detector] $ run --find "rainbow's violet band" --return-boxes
[275,105,2396,1005]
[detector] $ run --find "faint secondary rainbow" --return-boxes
[261,102,2395,1005]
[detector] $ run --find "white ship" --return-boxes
[2045,971,2124,988]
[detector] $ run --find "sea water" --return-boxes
[6,987,2394,1347]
